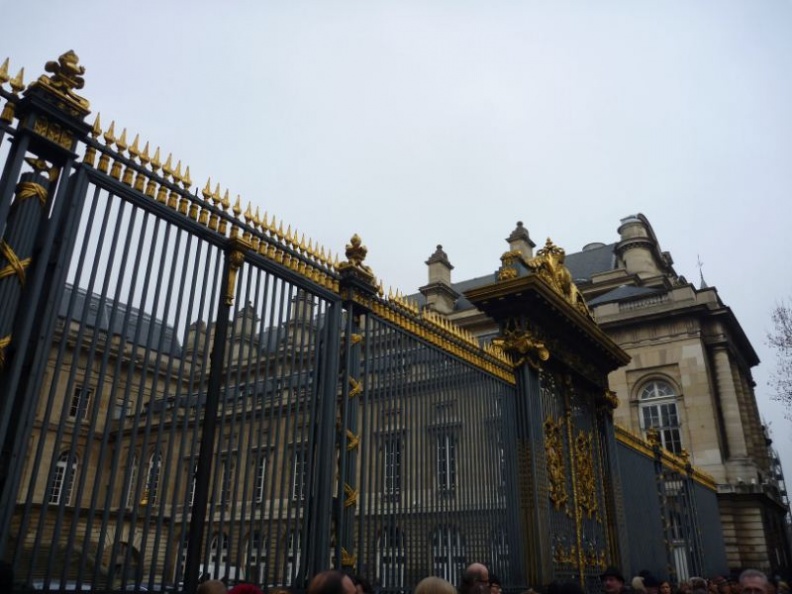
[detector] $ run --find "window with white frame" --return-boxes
[432,526,466,582]
[220,457,234,507]
[286,529,301,585]
[69,385,92,421]
[292,446,307,501]
[49,452,77,505]
[384,436,401,498]
[490,526,509,578]
[126,454,138,508]
[378,525,405,588]
[186,463,196,509]
[247,530,267,585]
[146,451,162,505]
[639,379,683,454]
[209,532,229,575]
[436,433,457,492]
[254,453,267,503]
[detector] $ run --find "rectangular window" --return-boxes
[221,459,234,507]
[254,454,267,503]
[384,437,401,497]
[69,386,92,420]
[437,433,456,492]
[292,447,306,501]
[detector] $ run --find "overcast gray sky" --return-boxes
[7,1,792,481]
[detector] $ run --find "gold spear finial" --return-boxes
[0,58,9,85]
[115,128,128,152]
[103,121,116,146]
[173,160,183,184]
[182,166,192,189]
[150,147,161,171]
[90,113,102,138]
[202,178,212,200]
[9,68,25,94]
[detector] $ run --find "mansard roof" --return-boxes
[59,284,182,356]
[587,285,661,306]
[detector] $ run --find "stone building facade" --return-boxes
[416,214,791,575]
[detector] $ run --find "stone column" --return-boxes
[712,346,748,476]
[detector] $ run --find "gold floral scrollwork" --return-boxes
[224,249,245,306]
[343,483,358,508]
[32,116,74,150]
[497,250,522,281]
[553,543,578,567]
[492,327,550,370]
[544,416,569,512]
[603,389,620,410]
[0,334,11,370]
[15,180,48,206]
[348,377,363,398]
[526,238,593,320]
[574,430,599,520]
[645,426,661,449]
[0,240,31,285]
[340,547,356,568]
[346,429,360,452]
[584,545,606,570]
[350,333,363,345]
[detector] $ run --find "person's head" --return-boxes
[632,577,647,593]
[197,580,229,594]
[308,571,357,594]
[547,581,585,594]
[461,563,490,594]
[644,573,661,594]
[415,576,458,594]
[739,570,769,594]
[351,574,374,594]
[601,567,625,594]
[660,580,672,594]
[229,585,264,594]
[488,574,502,594]
[690,577,708,594]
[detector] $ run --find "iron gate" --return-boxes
[0,52,521,593]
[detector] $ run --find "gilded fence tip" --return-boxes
[116,128,128,152]
[182,166,192,189]
[151,147,161,171]
[140,141,151,165]
[0,58,9,85]
[233,195,242,217]
[103,121,116,146]
[90,113,102,138]
[173,160,183,184]
[162,153,173,178]
[129,134,140,160]
[9,68,25,94]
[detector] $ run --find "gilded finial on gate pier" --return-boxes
[27,50,90,117]
[337,234,377,290]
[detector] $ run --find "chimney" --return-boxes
[419,245,459,315]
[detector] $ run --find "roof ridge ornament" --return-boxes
[525,238,593,320]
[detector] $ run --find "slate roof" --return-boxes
[587,285,661,306]
[412,242,620,312]
[59,284,182,356]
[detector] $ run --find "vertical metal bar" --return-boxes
[306,299,342,578]
[183,244,238,594]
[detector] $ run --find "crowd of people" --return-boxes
[193,562,786,594]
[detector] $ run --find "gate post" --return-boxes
[183,238,249,594]
[334,235,379,576]
[0,52,92,555]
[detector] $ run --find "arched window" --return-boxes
[432,526,465,582]
[378,525,405,587]
[126,453,138,508]
[639,379,682,454]
[490,526,509,580]
[286,529,301,585]
[246,531,267,585]
[146,451,162,505]
[49,452,77,505]
[209,532,229,573]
